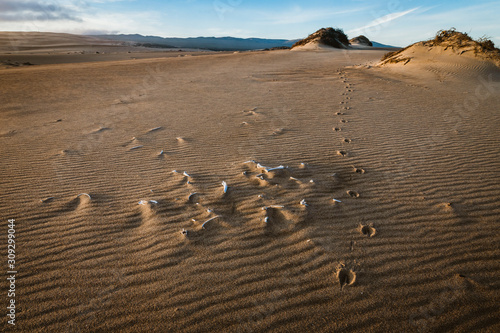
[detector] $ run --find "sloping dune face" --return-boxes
[379,29,500,70]
[377,45,500,84]
[0,46,499,332]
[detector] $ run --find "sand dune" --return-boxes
[0,32,212,68]
[0,32,499,332]
[0,32,117,51]
[349,35,373,47]
[378,29,500,79]
[291,28,350,50]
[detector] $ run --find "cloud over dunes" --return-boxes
[348,7,419,34]
[258,6,369,25]
[0,0,82,22]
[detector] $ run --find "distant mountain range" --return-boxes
[95,34,396,51]
[371,41,396,48]
[95,34,298,51]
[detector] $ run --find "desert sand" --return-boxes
[0,32,212,68]
[1,32,499,332]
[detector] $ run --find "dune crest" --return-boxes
[291,27,349,50]
[380,29,500,68]
[349,35,373,47]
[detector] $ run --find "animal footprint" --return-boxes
[333,127,341,132]
[335,264,357,290]
[439,202,453,211]
[262,206,298,234]
[353,167,365,174]
[359,224,376,237]
[337,150,347,157]
[343,138,351,143]
[188,192,200,204]
[347,190,359,198]
[64,193,92,212]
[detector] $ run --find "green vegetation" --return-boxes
[381,28,500,65]
[292,28,349,49]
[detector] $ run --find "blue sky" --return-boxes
[0,0,499,46]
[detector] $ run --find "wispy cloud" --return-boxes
[257,6,370,25]
[0,0,82,22]
[0,1,162,36]
[86,0,135,3]
[348,7,419,34]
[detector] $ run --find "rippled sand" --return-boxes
[1,32,499,332]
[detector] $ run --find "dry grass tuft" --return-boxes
[349,35,373,46]
[380,28,500,66]
[292,27,349,49]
